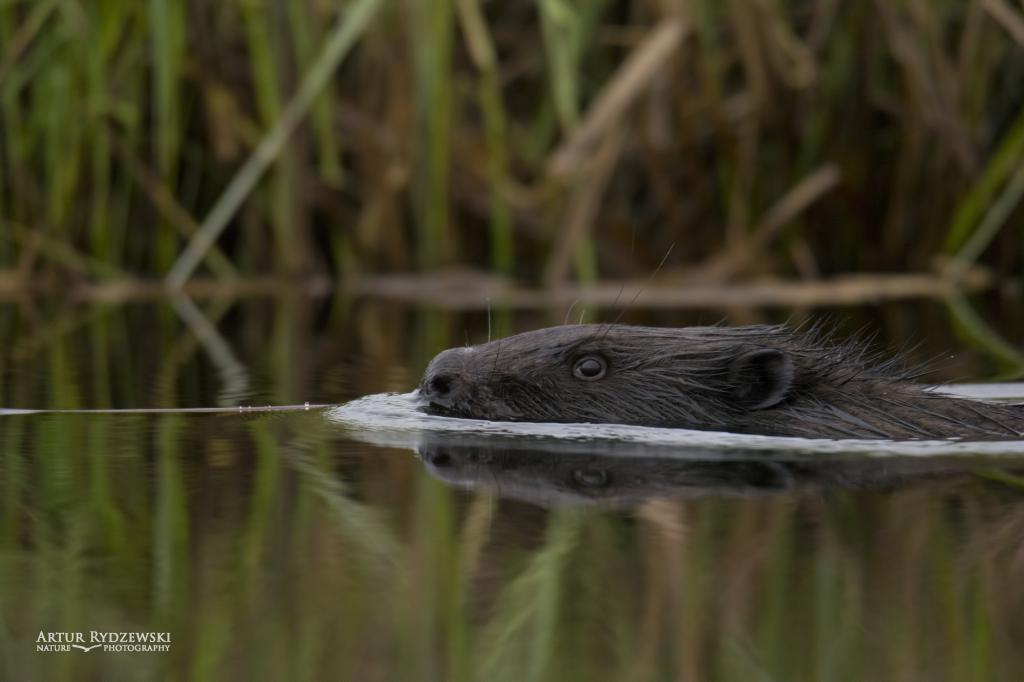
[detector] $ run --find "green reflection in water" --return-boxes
[0,298,1023,680]
[4,410,1024,680]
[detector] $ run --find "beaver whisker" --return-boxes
[489,336,503,381]
[601,222,637,328]
[598,242,677,342]
[563,299,580,326]
[604,281,628,325]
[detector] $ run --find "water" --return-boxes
[334,389,1024,458]
[2,298,1024,680]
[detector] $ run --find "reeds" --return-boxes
[0,1,1022,284]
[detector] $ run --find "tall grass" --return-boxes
[0,1,1022,283]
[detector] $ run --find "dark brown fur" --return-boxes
[418,324,1024,440]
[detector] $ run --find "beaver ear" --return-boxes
[728,349,794,410]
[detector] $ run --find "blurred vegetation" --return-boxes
[1,0,1023,287]
[4,1,1024,677]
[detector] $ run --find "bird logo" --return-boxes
[71,644,103,652]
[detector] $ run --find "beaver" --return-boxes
[417,324,1024,440]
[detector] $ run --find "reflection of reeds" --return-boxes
[0,297,1021,677]
[4,403,1024,679]
[2,2,1023,284]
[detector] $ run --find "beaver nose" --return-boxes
[423,373,458,404]
[420,347,469,407]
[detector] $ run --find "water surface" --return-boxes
[3,298,1024,681]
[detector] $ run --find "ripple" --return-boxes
[329,390,1024,459]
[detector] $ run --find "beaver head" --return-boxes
[418,324,1024,440]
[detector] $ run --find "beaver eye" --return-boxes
[573,355,607,381]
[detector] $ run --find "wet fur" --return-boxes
[419,324,1024,440]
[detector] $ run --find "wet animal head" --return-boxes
[418,324,1024,439]
[418,325,806,432]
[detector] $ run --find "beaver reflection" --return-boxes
[416,439,993,507]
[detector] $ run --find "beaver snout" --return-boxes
[423,372,461,406]
[420,347,471,409]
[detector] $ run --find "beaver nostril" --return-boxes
[429,374,453,397]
